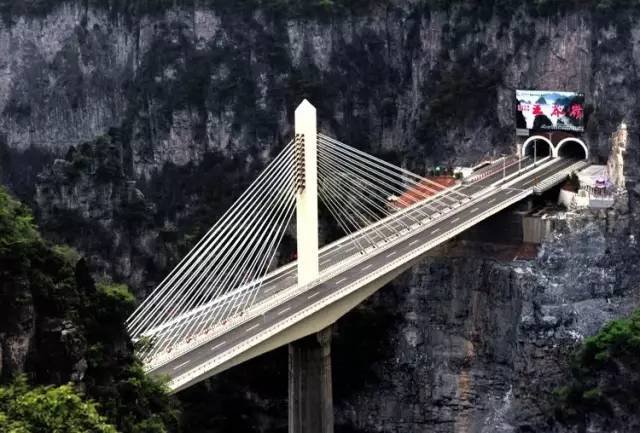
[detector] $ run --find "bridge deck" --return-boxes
[150,157,584,391]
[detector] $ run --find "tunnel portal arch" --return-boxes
[522,135,554,159]
[554,137,589,159]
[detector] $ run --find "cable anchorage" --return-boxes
[294,133,306,192]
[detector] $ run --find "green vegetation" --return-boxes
[425,0,640,16]
[568,172,581,191]
[555,310,640,423]
[0,376,117,433]
[416,59,502,153]
[0,185,179,433]
[0,0,391,22]
[0,187,40,255]
[3,0,640,19]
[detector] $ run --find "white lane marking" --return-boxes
[264,286,276,293]
[386,251,396,258]
[487,197,496,204]
[307,292,321,299]
[345,247,355,252]
[211,341,226,351]
[431,228,440,234]
[246,324,260,333]
[173,360,190,370]
[452,217,460,223]
[336,277,347,284]
[409,240,419,246]
[277,307,291,316]
[505,189,513,195]
[470,207,479,213]
[361,264,372,271]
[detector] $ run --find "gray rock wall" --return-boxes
[1,2,639,432]
[334,203,640,433]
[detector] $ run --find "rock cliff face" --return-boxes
[333,204,640,433]
[1,1,639,432]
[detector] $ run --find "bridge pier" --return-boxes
[288,326,334,433]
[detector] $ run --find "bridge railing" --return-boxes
[167,186,536,391]
[152,162,541,372]
[145,180,479,370]
[146,155,563,370]
[145,155,562,346]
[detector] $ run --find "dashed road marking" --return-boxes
[336,277,347,284]
[211,341,226,351]
[246,324,260,333]
[431,228,440,234]
[452,217,460,223]
[409,240,419,246]
[173,360,190,370]
[361,264,372,271]
[487,197,496,204]
[386,251,396,258]
[277,307,291,316]
[307,292,321,299]
[470,207,479,213]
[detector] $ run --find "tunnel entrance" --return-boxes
[555,138,588,159]
[522,136,553,159]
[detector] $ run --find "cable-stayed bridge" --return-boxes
[127,101,588,396]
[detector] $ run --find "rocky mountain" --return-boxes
[0,1,639,432]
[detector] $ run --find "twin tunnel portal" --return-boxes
[127,101,590,433]
[522,134,589,160]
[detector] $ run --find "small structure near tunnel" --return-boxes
[558,165,614,209]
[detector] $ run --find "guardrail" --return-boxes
[483,156,552,191]
[146,172,503,370]
[142,154,551,346]
[533,161,589,194]
[167,186,535,392]
[145,156,565,371]
[464,156,513,183]
[144,189,474,370]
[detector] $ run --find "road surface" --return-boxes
[154,157,578,385]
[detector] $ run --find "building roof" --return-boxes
[578,165,610,188]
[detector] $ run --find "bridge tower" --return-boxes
[290,100,333,433]
[294,99,320,283]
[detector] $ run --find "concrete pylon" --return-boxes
[295,99,319,285]
[290,101,333,433]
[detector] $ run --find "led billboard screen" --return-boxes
[515,90,585,134]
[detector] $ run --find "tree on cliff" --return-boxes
[0,186,179,433]
[555,309,640,429]
[0,376,117,433]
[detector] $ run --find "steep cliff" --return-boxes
[1,1,639,432]
[0,186,178,433]
[333,204,640,433]
[2,1,637,285]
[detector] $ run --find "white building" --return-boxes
[558,165,614,209]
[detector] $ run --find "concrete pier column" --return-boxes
[288,326,333,433]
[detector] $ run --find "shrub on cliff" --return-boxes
[0,186,40,256]
[0,376,117,433]
[555,309,640,423]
